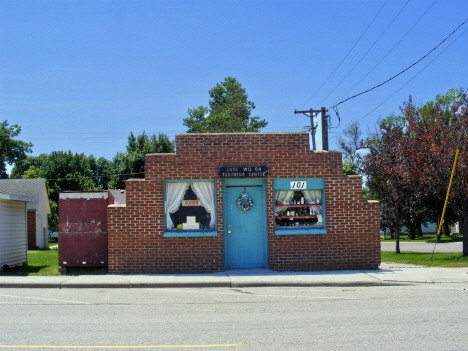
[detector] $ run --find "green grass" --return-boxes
[0,249,106,276]
[381,251,468,267]
[381,234,462,243]
[48,239,58,247]
[0,250,61,276]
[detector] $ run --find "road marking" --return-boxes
[0,294,92,305]
[0,345,241,349]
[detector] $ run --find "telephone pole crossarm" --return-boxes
[294,108,328,151]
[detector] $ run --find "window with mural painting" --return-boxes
[165,181,216,231]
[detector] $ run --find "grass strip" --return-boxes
[0,250,106,276]
[381,251,468,267]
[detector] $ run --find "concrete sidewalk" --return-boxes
[1,264,468,288]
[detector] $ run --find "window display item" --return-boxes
[274,189,323,229]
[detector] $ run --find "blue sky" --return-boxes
[1,0,467,166]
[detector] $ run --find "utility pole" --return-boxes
[321,107,328,151]
[294,108,329,151]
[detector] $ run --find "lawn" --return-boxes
[48,239,58,248]
[381,251,468,267]
[381,233,462,243]
[0,249,61,276]
[0,249,106,276]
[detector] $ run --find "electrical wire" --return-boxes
[333,0,437,107]
[298,0,388,110]
[317,0,411,109]
[356,24,468,123]
[330,16,468,111]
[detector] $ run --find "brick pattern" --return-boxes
[108,132,380,273]
[27,210,36,250]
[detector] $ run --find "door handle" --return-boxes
[228,230,231,234]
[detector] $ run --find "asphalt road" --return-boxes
[381,241,462,253]
[1,286,468,350]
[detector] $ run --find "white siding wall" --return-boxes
[36,184,49,248]
[0,199,27,269]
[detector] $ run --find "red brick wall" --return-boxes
[27,211,36,250]
[108,132,380,273]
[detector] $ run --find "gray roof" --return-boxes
[109,189,126,204]
[0,179,47,210]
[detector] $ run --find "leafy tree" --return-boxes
[363,119,415,253]
[35,151,96,203]
[88,156,112,190]
[15,152,98,230]
[337,121,366,174]
[183,77,268,133]
[9,153,48,179]
[400,90,468,255]
[108,132,175,189]
[342,160,358,176]
[0,121,33,178]
[21,165,41,179]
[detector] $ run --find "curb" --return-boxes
[0,280,417,289]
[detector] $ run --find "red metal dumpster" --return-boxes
[58,191,115,268]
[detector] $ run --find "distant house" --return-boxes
[0,179,51,249]
[0,190,39,271]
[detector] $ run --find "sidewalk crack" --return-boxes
[226,273,232,288]
[362,271,384,286]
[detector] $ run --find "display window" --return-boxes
[273,178,326,235]
[164,180,216,237]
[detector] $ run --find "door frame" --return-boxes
[223,178,269,270]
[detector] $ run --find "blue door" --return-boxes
[224,179,268,269]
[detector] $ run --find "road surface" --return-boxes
[381,241,462,252]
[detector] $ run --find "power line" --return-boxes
[333,0,438,107]
[357,24,468,123]
[330,16,468,110]
[298,0,388,110]
[316,0,411,109]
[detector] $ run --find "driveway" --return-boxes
[381,241,462,253]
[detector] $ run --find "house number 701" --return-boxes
[290,181,306,189]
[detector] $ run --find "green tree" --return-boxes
[0,121,33,178]
[108,132,175,189]
[9,154,48,179]
[39,151,96,203]
[183,77,268,133]
[342,160,358,176]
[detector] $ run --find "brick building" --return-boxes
[107,132,380,274]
